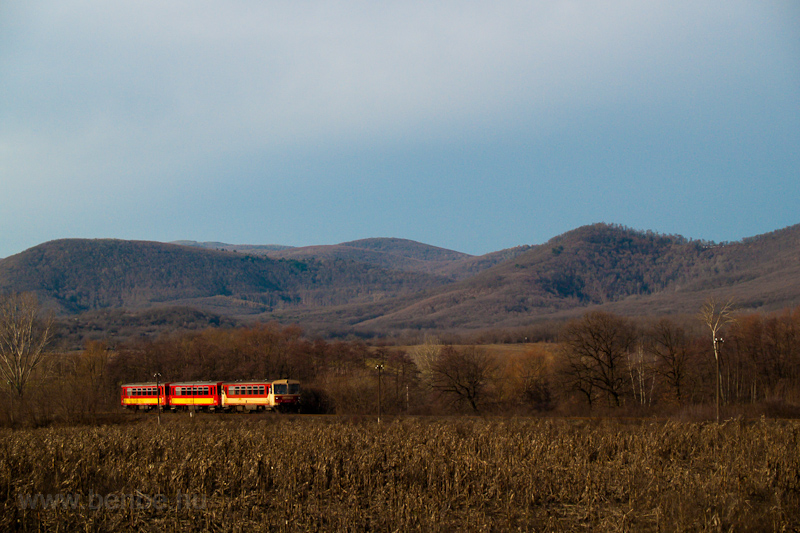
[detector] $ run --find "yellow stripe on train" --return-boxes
[122,398,161,405]
[170,398,216,406]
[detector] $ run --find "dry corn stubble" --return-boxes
[0,416,798,531]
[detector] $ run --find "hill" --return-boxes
[0,239,449,316]
[177,237,528,280]
[338,224,800,331]
[1,223,799,338]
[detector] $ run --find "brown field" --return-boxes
[1,416,798,532]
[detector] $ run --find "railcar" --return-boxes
[269,379,302,412]
[221,379,301,412]
[120,382,169,410]
[167,381,223,411]
[221,381,271,411]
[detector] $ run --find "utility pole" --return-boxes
[713,337,724,423]
[154,372,162,425]
[375,364,384,423]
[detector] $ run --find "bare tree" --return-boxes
[410,335,442,385]
[699,297,736,423]
[559,312,637,407]
[430,345,496,413]
[0,292,54,399]
[628,343,657,407]
[645,318,694,405]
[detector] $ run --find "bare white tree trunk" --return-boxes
[0,292,54,400]
[699,297,736,423]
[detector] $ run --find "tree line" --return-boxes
[1,291,799,425]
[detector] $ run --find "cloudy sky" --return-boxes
[1,1,798,258]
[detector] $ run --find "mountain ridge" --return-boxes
[2,224,799,337]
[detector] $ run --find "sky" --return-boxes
[1,1,798,258]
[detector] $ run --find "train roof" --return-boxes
[168,381,222,386]
[121,382,168,387]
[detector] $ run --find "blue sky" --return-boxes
[1,1,798,258]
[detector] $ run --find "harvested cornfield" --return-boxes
[1,416,798,531]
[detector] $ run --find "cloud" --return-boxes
[6,1,786,148]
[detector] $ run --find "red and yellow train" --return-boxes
[120,379,301,413]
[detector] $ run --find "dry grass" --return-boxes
[1,416,798,531]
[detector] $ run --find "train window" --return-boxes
[274,384,288,394]
[246,386,253,395]
[126,388,132,397]
[289,383,300,394]
[258,386,265,395]
[204,387,209,395]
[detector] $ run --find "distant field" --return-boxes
[393,343,555,358]
[2,417,798,531]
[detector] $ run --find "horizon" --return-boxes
[3,219,797,261]
[2,2,798,259]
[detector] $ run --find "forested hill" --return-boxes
[345,223,800,330]
[1,223,798,334]
[179,237,529,280]
[0,239,449,315]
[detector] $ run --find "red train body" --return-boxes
[121,379,301,413]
